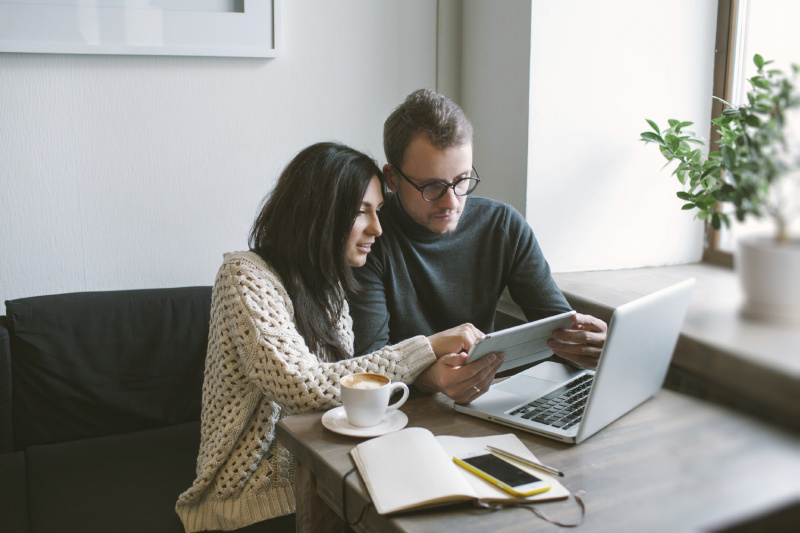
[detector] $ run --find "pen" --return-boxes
[486,445,565,477]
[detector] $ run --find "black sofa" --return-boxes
[0,287,212,533]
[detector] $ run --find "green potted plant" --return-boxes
[640,54,800,324]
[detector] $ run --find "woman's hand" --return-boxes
[426,323,484,358]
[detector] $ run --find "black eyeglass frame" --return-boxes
[390,165,481,202]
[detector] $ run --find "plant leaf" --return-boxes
[745,115,761,127]
[640,131,664,144]
[712,95,732,107]
[720,145,735,169]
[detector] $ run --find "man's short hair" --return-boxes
[384,88,474,168]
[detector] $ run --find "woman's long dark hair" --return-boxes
[249,142,383,362]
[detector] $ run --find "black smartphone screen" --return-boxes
[462,454,541,487]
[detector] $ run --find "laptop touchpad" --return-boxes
[522,361,584,383]
[493,361,584,399]
[494,375,556,398]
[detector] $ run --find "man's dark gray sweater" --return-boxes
[349,192,571,355]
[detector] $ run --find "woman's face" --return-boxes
[346,176,383,267]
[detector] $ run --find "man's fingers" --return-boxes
[470,351,502,371]
[552,314,607,347]
[453,353,504,404]
[552,350,600,370]
[545,313,608,371]
[551,328,605,346]
[574,313,608,333]
[468,354,502,391]
[415,351,505,404]
[548,337,603,356]
[438,352,469,368]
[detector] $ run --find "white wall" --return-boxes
[0,0,437,314]
[1,0,726,315]
[460,0,532,212]
[460,0,718,272]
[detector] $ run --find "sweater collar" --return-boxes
[384,191,470,243]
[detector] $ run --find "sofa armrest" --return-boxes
[0,316,13,453]
[0,450,28,533]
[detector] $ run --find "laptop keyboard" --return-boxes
[508,373,594,430]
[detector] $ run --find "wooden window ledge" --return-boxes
[498,263,800,431]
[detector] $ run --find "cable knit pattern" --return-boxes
[176,251,435,531]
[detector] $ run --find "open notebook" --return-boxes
[350,427,569,515]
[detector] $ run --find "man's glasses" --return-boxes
[390,165,481,202]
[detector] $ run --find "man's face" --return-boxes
[385,135,473,234]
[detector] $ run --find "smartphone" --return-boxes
[453,451,551,497]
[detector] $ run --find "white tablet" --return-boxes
[465,310,576,373]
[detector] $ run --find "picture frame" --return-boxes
[0,0,281,58]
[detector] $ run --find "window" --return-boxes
[706,0,800,266]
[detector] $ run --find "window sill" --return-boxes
[499,263,800,431]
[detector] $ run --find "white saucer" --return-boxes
[321,406,408,438]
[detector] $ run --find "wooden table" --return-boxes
[276,388,800,532]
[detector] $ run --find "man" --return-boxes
[350,89,607,402]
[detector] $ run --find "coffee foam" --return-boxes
[349,380,383,390]
[343,373,389,390]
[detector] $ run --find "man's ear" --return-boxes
[383,164,399,192]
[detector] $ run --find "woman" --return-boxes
[175,142,494,532]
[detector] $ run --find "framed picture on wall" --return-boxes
[0,0,281,58]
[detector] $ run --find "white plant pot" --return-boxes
[736,236,800,325]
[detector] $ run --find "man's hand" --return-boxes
[413,351,505,404]
[426,323,485,358]
[547,313,607,369]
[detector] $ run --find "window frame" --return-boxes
[703,0,738,268]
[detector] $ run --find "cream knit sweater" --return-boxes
[175,251,435,532]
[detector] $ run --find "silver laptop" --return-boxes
[455,278,695,444]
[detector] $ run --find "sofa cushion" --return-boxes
[0,450,29,533]
[26,420,200,533]
[6,287,211,447]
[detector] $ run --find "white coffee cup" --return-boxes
[340,373,409,427]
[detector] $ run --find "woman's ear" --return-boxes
[383,164,399,192]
